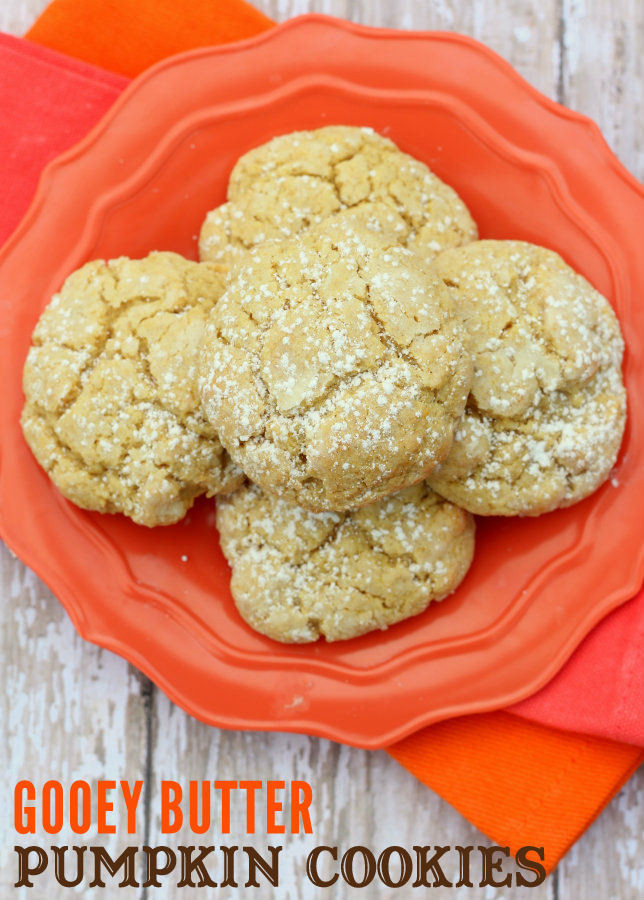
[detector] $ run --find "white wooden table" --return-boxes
[1,1,642,898]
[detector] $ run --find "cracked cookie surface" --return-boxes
[21,252,243,526]
[428,241,626,515]
[199,125,477,269]
[217,480,475,643]
[199,217,473,511]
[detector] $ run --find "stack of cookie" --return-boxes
[21,126,626,643]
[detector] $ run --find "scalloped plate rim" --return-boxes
[0,16,642,748]
[2,76,638,679]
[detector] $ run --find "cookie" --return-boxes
[217,481,475,643]
[21,252,243,526]
[428,241,626,515]
[199,217,473,511]
[199,125,477,268]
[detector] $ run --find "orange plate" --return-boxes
[1,16,643,749]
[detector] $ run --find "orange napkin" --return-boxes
[27,0,273,76]
[390,713,643,869]
[25,0,644,872]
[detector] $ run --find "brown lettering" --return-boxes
[220,845,239,887]
[515,846,546,886]
[307,846,338,887]
[142,845,176,887]
[89,846,139,887]
[479,845,512,887]
[455,845,474,887]
[412,846,453,887]
[377,846,413,888]
[244,845,281,887]
[177,846,217,887]
[52,846,85,887]
[341,846,376,888]
[14,846,48,887]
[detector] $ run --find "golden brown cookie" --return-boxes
[199,125,477,268]
[217,481,475,643]
[428,241,626,515]
[21,252,243,526]
[199,217,473,511]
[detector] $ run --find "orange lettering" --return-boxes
[97,781,116,834]
[291,781,313,834]
[42,781,63,834]
[266,781,285,834]
[189,781,210,835]
[70,781,91,834]
[14,781,35,834]
[214,781,237,834]
[161,781,183,833]
[121,780,143,834]
[239,781,262,833]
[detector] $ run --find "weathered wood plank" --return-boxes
[0,544,149,897]
[1,5,150,896]
[0,0,47,34]
[558,769,644,900]
[561,0,644,179]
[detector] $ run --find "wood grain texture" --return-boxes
[1,1,642,898]
[0,545,149,898]
[561,0,644,180]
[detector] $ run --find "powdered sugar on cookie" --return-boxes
[21,252,243,526]
[429,241,626,515]
[200,217,472,511]
[217,480,475,642]
[199,125,477,269]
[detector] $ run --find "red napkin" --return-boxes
[0,34,127,245]
[512,590,644,747]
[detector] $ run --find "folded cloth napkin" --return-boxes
[389,712,643,867]
[512,591,644,747]
[26,0,273,76]
[0,35,127,245]
[0,0,637,870]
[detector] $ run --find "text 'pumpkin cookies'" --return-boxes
[21,252,243,526]
[428,241,626,516]
[200,217,473,511]
[199,125,477,270]
[217,481,475,643]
